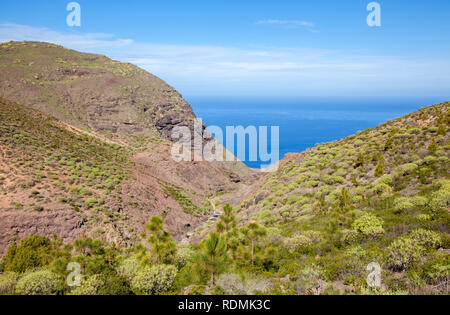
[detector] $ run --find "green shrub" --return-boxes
[411,196,428,207]
[352,195,363,203]
[304,180,320,188]
[351,214,385,240]
[430,181,450,212]
[372,183,392,196]
[70,274,132,295]
[297,264,324,293]
[409,229,441,248]
[174,247,194,269]
[387,237,423,271]
[97,275,132,295]
[342,229,359,244]
[87,198,98,208]
[69,275,104,295]
[216,273,245,294]
[387,229,441,271]
[375,156,385,177]
[393,197,414,214]
[0,272,19,295]
[16,270,63,295]
[376,175,393,187]
[5,236,51,273]
[283,235,313,251]
[423,156,437,165]
[416,214,431,223]
[394,163,419,177]
[333,168,348,177]
[131,265,177,295]
[322,175,345,185]
[437,124,446,136]
[323,262,342,281]
[116,256,140,281]
[421,250,449,286]
[342,245,368,275]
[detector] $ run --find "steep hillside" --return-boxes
[0,41,194,139]
[236,102,449,223]
[0,41,251,181]
[0,94,243,255]
[0,97,448,295]
[0,41,257,255]
[219,102,449,294]
[0,98,195,253]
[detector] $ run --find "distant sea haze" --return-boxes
[188,96,449,169]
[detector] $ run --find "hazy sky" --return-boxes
[1,0,450,98]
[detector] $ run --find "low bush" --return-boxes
[351,214,385,240]
[16,270,63,295]
[131,265,177,295]
[0,272,19,295]
[283,235,313,251]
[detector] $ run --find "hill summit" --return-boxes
[0,41,196,140]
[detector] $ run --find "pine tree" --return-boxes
[428,139,438,154]
[216,204,236,234]
[241,222,267,265]
[437,124,446,136]
[338,188,352,210]
[375,154,385,177]
[5,236,50,273]
[351,174,359,186]
[4,242,17,270]
[384,128,397,151]
[194,233,229,286]
[354,153,365,168]
[145,216,176,265]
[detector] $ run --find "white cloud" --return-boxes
[256,19,314,28]
[0,23,449,97]
[0,23,133,49]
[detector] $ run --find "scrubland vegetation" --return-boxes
[233,102,449,295]
[0,95,448,294]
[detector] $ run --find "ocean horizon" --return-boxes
[188,96,450,169]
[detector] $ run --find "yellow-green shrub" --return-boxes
[16,270,64,295]
[351,214,385,240]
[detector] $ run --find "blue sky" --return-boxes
[1,0,450,97]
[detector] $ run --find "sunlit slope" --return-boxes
[231,102,449,293]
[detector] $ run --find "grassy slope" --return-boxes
[0,98,213,254]
[231,102,449,294]
[0,41,251,178]
[0,41,188,138]
[0,41,253,254]
[0,99,448,295]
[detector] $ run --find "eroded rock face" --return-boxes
[0,210,84,255]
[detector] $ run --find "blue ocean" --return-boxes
[187,96,449,169]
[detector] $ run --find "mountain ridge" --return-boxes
[0,41,195,140]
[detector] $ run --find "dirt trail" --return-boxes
[182,197,224,243]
